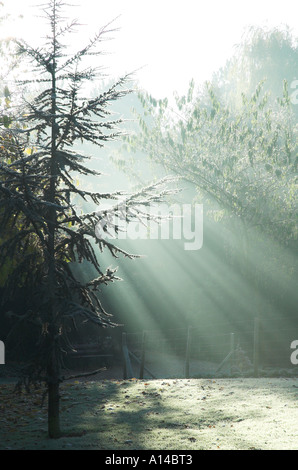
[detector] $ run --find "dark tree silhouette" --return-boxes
[0,0,174,438]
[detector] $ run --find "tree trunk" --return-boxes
[48,381,61,438]
[47,339,61,439]
[47,3,60,440]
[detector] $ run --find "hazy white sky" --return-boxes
[1,0,298,98]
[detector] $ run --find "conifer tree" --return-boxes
[0,0,174,438]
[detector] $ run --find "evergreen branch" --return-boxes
[57,17,121,72]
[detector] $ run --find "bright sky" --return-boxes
[1,0,298,98]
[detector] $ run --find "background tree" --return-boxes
[116,27,298,337]
[211,26,298,113]
[0,0,174,438]
[125,81,297,246]
[115,26,298,239]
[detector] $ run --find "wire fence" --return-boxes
[121,318,298,379]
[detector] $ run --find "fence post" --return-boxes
[230,333,235,375]
[161,338,166,361]
[253,318,260,378]
[122,332,127,379]
[139,331,146,379]
[122,332,134,379]
[185,326,192,379]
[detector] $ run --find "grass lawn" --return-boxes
[0,377,297,450]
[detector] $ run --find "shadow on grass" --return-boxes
[1,377,297,449]
[64,379,260,450]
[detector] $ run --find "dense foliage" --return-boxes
[123,80,297,245]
